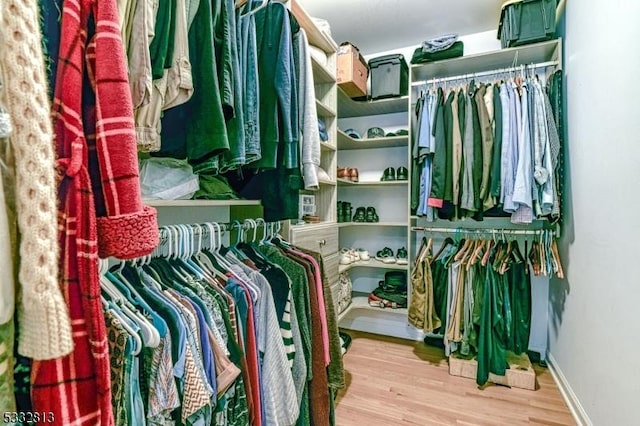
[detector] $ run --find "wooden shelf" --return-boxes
[318,178,337,186]
[337,178,408,187]
[311,56,336,84]
[320,141,337,152]
[290,0,337,54]
[337,129,409,150]
[339,258,409,273]
[411,39,562,82]
[144,199,261,207]
[338,222,407,228]
[338,294,407,323]
[316,99,337,118]
[338,87,409,118]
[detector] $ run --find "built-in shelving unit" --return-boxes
[311,57,336,84]
[337,129,409,150]
[338,222,408,228]
[338,295,408,323]
[338,87,409,118]
[411,39,561,82]
[337,178,407,187]
[339,259,409,274]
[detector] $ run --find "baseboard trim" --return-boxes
[547,354,592,426]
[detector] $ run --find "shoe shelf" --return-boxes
[337,129,409,150]
[338,87,409,118]
[338,222,407,228]
[339,258,409,274]
[338,294,408,323]
[337,178,408,187]
[316,99,337,118]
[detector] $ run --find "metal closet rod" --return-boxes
[412,60,560,87]
[411,227,553,236]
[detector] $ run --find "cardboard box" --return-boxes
[337,43,368,98]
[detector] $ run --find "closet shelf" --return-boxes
[411,217,552,230]
[337,178,408,187]
[318,178,337,186]
[291,0,338,54]
[144,199,262,207]
[337,87,409,118]
[338,222,407,228]
[338,295,408,323]
[338,258,409,274]
[411,38,562,82]
[311,56,336,84]
[337,129,409,150]
[316,99,337,118]
[320,141,337,152]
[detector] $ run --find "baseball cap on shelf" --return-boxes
[343,128,361,139]
[366,127,385,139]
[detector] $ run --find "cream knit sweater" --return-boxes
[0,0,73,359]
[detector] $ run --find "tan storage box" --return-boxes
[337,43,368,98]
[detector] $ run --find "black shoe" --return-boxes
[381,167,396,181]
[365,207,379,222]
[396,166,408,181]
[352,207,366,222]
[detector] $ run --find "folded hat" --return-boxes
[422,33,458,53]
[344,128,361,139]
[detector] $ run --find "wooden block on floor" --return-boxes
[448,351,537,390]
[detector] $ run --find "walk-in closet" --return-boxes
[0,0,637,424]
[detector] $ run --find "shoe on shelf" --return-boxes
[337,167,349,180]
[396,166,409,181]
[337,201,344,223]
[375,247,397,264]
[381,167,396,181]
[357,248,370,261]
[349,249,360,262]
[340,248,355,265]
[365,206,379,222]
[396,247,408,265]
[349,167,359,182]
[352,207,366,222]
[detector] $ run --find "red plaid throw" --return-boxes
[31,0,158,423]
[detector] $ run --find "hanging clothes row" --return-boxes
[411,67,563,225]
[39,0,322,219]
[408,228,562,386]
[101,219,344,426]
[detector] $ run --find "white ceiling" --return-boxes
[298,0,504,55]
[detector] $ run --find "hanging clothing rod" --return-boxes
[411,60,560,87]
[411,227,552,236]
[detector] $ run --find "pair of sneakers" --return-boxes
[340,248,371,265]
[375,247,408,265]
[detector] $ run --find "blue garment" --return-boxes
[135,273,187,381]
[238,0,261,164]
[106,271,168,338]
[512,83,534,223]
[417,94,432,149]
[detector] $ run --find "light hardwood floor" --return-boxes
[335,331,575,426]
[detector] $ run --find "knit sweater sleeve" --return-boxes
[0,0,73,359]
[92,0,158,260]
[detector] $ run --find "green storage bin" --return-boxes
[498,0,557,48]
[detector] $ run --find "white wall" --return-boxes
[549,1,640,424]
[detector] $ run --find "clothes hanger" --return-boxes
[105,303,143,356]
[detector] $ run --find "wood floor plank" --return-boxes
[335,331,575,426]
